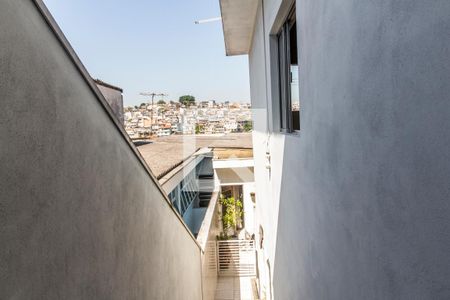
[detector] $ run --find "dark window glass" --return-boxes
[277,6,299,132]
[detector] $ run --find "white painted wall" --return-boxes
[247,1,285,298]
[247,0,450,299]
[242,183,256,235]
[213,159,254,169]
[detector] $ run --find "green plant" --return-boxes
[195,124,203,134]
[216,232,230,240]
[243,121,252,132]
[220,195,243,232]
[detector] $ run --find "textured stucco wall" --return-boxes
[249,0,450,299]
[0,1,202,299]
[248,2,285,298]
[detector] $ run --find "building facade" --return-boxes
[220,0,450,299]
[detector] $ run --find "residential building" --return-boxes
[124,102,252,138]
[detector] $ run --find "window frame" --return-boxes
[275,5,300,133]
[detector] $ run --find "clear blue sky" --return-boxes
[43,0,250,106]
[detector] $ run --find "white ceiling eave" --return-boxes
[219,0,259,56]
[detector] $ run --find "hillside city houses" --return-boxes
[124,101,252,138]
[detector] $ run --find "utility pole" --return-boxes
[140,92,168,137]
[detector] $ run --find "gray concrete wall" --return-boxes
[249,0,450,299]
[0,1,202,299]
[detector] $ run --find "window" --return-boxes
[277,6,299,132]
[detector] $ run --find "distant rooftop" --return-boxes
[93,79,123,93]
[137,133,253,179]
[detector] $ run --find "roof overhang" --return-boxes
[216,167,255,184]
[219,0,259,56]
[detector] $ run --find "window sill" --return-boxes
[277,129,301,137]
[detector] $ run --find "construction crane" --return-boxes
[139,92,168,137]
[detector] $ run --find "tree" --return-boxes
[243,121,252,132]
[140,102,147,108]
[157,100,166,105]
[179,95,196,106]
[195,124,204,134]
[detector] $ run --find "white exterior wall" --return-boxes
[248,1,287,298]
[242,183,256,235]
[247,0,450,299]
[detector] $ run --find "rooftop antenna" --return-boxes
[139,92,168,137]
[194,17,222,24]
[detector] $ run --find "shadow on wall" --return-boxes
[272,105,450,299]
[272,132,317,300]
[253,130,286,300]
